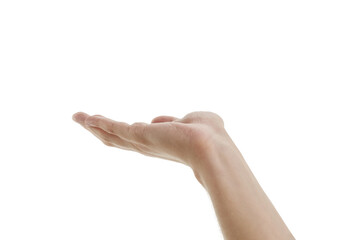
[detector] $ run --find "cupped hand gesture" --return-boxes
[72,111,229,177]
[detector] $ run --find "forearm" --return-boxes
[195,140,295,240]
[74,111,294,239]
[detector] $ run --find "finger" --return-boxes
[84,115,149,144]
[151,115,179,123]
[87,126,133,150]
[72,112,90,125]
[89,125,163,158]
[72,112,105,125]
[73,112,156,154]
[73,112,113,144]
[75,113,186,163]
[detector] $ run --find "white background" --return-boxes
[0,1,359,239]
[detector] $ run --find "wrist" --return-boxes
[192,136,295,240]
[191,136,249,190]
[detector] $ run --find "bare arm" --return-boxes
[196,135,294,240]
[72,111,295,240]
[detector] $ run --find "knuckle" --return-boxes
[207,111,223,121]
[108,122,116,134]
[130,122,148,142]
[85,116,97,125]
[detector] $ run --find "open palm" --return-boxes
[72,111,227,172]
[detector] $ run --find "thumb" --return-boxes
[151,115,180,123]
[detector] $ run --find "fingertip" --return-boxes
[72,112,78,119]
[151,116,179,123]
[72,112,89,123]
[72,112,80,122]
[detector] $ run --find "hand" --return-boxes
[72,111,295,240]
[72,111,228,180]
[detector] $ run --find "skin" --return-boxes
[72,111,295,240]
